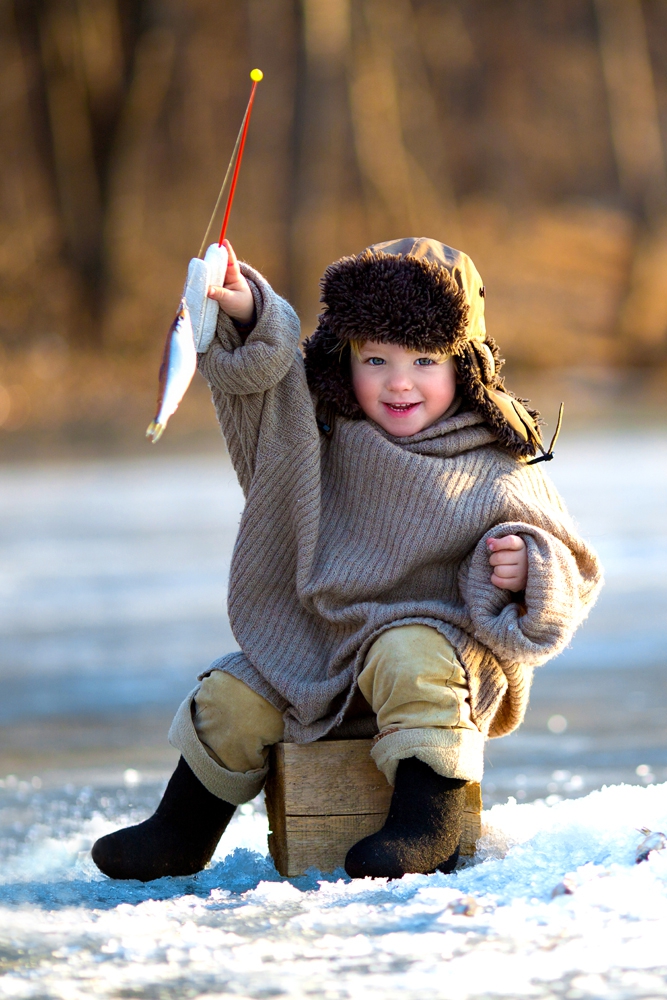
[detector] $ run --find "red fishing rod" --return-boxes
[198,68,263,258]
[148,69,263,444]
[218,68,263,245]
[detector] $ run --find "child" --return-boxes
[92,237,602,881]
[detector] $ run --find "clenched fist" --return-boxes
[487,534,527,592]
[207,240,255,324]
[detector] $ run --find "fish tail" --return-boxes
[146,420,165,443]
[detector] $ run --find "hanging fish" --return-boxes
[146,68,263,443]
[146,299,196,443]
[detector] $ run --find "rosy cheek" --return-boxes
[423,370,455,410]
[351,368,376,410]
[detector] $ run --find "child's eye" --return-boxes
[366,357,385,366]
[415,357,436,366]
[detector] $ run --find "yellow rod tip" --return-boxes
[250,68,263,82]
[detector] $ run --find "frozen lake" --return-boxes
[1,429,666,799]
[1,429,667,998]
[1,773,667,999]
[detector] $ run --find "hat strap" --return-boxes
[526,403,564,465]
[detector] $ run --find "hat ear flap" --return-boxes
[482,387,543,449]
[456,341,542,458]
[303,325,364,421]
[470,340,496,382]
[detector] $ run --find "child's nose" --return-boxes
[385,369,414,391]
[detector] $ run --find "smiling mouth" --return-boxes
[383,402,421,414]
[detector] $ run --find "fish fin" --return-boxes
[146,420,165,443]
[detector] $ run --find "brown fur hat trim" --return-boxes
[302,327,364,419]
[303,243,542,457]
[456,339,542,458]
[312,248,469,352]
[304,249,468,420]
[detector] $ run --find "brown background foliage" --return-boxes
[3,0,667,451]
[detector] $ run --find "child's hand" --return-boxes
[207,240,255,324]
[486,535,527,592]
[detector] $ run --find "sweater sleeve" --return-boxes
[196,263,313,493]
[458,467,603,667]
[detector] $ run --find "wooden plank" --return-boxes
[460,809,481,859]
[265,740,483,876]
[459,781,482,857]
[273,741,393,816]
[264,747,288,875]
[269,810,480,876]
[464,780,483,815]
[270,813,387,876]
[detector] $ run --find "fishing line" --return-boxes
[197,121,246,258]
[197,69,263,258]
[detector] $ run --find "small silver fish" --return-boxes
[635,827,667,864]
[146,298,197,443]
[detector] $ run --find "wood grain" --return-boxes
[269,741,393,815]
[272,814,387,874]
[265,740,482,876]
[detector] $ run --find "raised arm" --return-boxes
[197,253,315,494]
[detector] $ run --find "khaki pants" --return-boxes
[169,625,484,804]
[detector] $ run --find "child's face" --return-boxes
[351,341,457,436]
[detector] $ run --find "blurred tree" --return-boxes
[290,0,354,324]
[3,0,667,442]
[595,0,667,362]
[350,0,459,240]
[10,0,148,342]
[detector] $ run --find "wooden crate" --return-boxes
[264,739,482,876]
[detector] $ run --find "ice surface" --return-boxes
[3,434,666,790]
[2,433,667,995]
[0,456,244,720]
[1,778,667,999]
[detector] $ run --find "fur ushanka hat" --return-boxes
[303,237,550,461]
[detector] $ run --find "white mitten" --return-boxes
[183,242,229,353]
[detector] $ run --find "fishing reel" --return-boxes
[183,242,229,353]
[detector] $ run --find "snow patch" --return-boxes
[1,781,667,999]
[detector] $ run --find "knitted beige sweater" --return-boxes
[197,264,602,744]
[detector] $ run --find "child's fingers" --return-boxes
[490,563,519,580]
[206,279,255,322]
[486,534,524,552]
[223,239,243,284]
[223,238,237,265]
[488,550,521,567]
[488,534,527,592]
[207,285,227,304]
[205,244,240,301]
[490,571,522,590]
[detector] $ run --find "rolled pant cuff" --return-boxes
[371,726,485,785]
[168,687,268,805]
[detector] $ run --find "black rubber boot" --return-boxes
[344,756,466,879]
[92,757,236,881]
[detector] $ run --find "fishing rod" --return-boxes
[198,67,263,257]
[147,69,263,444]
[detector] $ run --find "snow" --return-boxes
[3,430,667,996]
[1,777,667,999]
